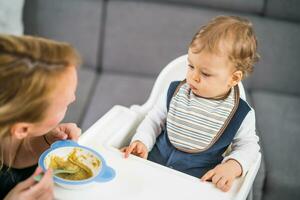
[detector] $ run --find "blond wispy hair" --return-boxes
[190,16,259,78]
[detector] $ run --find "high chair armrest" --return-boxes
[235,153,261,200]
[130,104,147,119]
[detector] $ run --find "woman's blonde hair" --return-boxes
[189,16,259,78]
[0,34,80,166]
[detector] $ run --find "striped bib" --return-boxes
[166,83,239,153]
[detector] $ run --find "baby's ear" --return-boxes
[10,123,30,139]
[230,70,243,87]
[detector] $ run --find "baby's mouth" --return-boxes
[189,84,197,90]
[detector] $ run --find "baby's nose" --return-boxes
[192,73,200,82]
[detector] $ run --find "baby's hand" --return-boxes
[201,159,242,192]
[120,140,148,159]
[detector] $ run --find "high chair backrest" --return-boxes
[132,54,247,115]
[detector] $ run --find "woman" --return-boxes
[0,34,82,200]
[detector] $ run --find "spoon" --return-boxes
[34,168,78,182]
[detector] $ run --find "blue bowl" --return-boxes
[38,140,115,189]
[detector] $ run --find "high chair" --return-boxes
[78,55,261,200]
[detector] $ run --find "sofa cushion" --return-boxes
[103,0,250,77]
[104,1,300,96]
[243,17,300,96]
[63,68,97,125]
[251,90,300,200]
[0,0,24,35]
[265,0,300,22]
[81,73,155,130]
[155,0,264,14]
[23,0,104,70]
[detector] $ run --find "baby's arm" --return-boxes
[201,108,260,191]
[222,108,260,176]
[130,87,168,151]
[121,87,168,158]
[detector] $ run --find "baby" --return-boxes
[121,16,260,192]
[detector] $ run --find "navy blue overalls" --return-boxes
[148,81,251,178]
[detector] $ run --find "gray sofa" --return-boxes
[23,0,300,199]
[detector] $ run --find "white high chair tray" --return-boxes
[53,105,260,200]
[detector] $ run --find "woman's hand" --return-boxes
[201,159,242,192]
[45,123,81,144]
[4,167,54,200]
[120,140,148,159]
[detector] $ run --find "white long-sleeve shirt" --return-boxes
[131,87,260,176]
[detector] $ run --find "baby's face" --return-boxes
[186,49,239,99]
